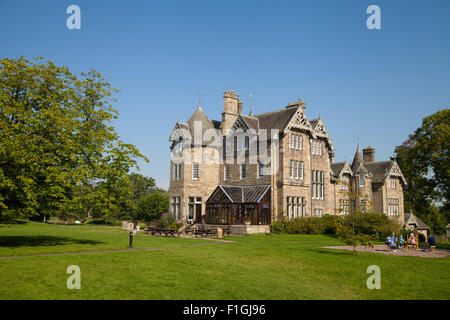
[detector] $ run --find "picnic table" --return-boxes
[144,227,179,237]
[192,225,219,238]
[404,241,418,250]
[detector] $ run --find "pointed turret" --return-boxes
[187,101,214,139]
[351,144,364,173]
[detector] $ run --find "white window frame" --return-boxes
[300,161,304,179]
[193,162,199,180]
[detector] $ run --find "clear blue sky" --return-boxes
[1,0,449,189]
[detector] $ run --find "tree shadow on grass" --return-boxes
[308,247,357,256]
[0,236,104,247]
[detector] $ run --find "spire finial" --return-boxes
[357,136,360,148]
[198,93,202,109]
[249,93,253,116]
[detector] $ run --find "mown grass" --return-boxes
[0,222,449,299]
[0,222,206,256]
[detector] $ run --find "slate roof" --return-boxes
[253,106,299,131]
[180,104,304,136]
[364,161,392,183]
[241,114,259,131]
[404,213,430,230]
[330,162,346,176]
[187,105,215,138]
[310,119,319,130]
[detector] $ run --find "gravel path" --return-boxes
[322,244,450,258]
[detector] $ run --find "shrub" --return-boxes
[270,220,287,234]
[341,212,401,240]
[272,216,337,235]
[84,218,120,226]
[271,212,400,238]
[322,214,342,234]
[154,213,182,230]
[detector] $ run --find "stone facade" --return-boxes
[169,91,406,225]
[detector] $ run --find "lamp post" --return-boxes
[129,231,133,248]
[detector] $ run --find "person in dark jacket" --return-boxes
[428,234,436,246]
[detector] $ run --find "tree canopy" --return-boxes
[0,57,148,222]
[395,109,449,234]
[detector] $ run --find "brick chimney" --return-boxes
[363,146,375,163]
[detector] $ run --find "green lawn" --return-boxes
[0,222,449,299]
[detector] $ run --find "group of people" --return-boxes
[385,232,416,252]
[385,232,436,252]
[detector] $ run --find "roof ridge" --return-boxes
[253,106,299,117]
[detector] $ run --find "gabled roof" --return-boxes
[169,121,191,142]
[331,162,352,177]
[241,115,259,131]
[231,114,259,132]
[404,213,430,230]
[364,161,392,182]
[254,106,300,131]
[331,162,346,176]
[364,160,407,184]
[310,117,333,150]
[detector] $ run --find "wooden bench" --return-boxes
[192,226,218,238]
[184,226,196,235]
[162,229,179,237]
[144,227,179,237]
[193,226,206,238]
[423,244,436,253]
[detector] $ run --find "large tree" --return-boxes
[0,57,148,222]
[394,109,449,233]
[136,192,169,223]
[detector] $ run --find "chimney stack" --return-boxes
[363,146,375,163]
[285,97,306,110]
[221,90,240,134]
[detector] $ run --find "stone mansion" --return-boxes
[169,90,406,232]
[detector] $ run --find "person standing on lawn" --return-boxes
[399,234,404,249]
